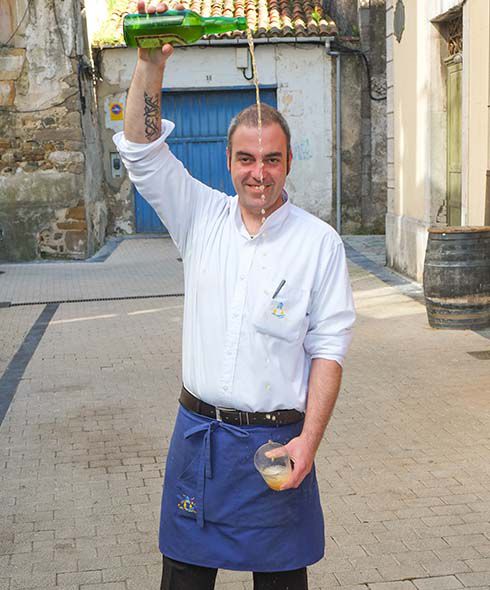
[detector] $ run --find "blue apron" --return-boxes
[159,405,324,571]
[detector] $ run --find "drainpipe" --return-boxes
[327,44,342,235]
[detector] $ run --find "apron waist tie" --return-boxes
[184,420,250,528]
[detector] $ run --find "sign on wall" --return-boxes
[104,93,126,132]
[110,102,124,120]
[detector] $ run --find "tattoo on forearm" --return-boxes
[143,91,160,141]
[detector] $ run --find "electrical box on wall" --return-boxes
[235,47,249,69]
[110,152,123,178]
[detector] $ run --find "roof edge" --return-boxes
[94,35,335,50]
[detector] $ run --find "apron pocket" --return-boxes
[205,427,304,528]
[175,454,201,520]
[220,470,300,528]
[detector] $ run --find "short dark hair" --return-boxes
[227,104,292,159]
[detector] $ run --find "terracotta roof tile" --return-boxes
[94,0,336,47]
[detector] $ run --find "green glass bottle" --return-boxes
[123,9,248,48]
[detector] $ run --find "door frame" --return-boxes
[445,54,463,226]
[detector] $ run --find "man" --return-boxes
[114,2,355,588]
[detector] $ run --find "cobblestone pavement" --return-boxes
[342,236,386,268]
[1,237,490,590]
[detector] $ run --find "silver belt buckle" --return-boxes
[215,406,234,422]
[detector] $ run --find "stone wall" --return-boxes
[329,0,387,234]
[359,0,387,234]
[336,48,363,234]
[327,0,360,36]
[0,0,106,261]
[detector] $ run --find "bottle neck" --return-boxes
[203,16,248,35]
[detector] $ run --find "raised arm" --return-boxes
[124,1,181,143]
[116,1,229,255]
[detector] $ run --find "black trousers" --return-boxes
[161,555,308,590]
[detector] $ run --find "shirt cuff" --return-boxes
[112,119,175,163]
[305,328,353,368]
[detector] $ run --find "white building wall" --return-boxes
[98,43,333,232]
[276,44,333,219]
[386,0,490,282]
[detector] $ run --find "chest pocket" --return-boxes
[252,288,310,343]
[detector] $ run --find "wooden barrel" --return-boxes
[423,226,490,330]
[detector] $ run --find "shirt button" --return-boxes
[240,275,245,281]
[223,386,228,391]
[265,383,271,391]
[233,313,239,318]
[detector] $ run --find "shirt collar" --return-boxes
[231,190,291,240]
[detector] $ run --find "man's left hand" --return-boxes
[267,436,317,490]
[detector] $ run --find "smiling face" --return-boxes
[227,122,292,219]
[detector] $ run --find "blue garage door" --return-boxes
[134,87,277,233]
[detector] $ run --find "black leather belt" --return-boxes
[179,387,304,427]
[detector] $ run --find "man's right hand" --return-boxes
[125,1,185,142]
[136,1,184,68]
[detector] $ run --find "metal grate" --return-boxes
[7,293,184,308]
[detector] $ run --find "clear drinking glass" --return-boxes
[254,440,292,491]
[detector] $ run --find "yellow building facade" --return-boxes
[386,0,490,281]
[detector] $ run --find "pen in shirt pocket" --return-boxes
[272,279,286,299]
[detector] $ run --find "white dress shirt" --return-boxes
[114,120,355,413]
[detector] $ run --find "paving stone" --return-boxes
[456,572,490,586]
[101,565,148,582]
[10,572,56,589]
[412,576,463,589]
[80,584,126,590]
[403,538,450,552]
[443,535,489,547]
[475,544,490,557]
[367,582,416,590]
[421,560,470,577]
[31,557,78,574]
[77,556,122,571]
[377,563,427,581]
[334,569,383,586]
[430,505,472,516]
[56,571,102,585]
[434,547,481,562]
[391,550,437,564]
